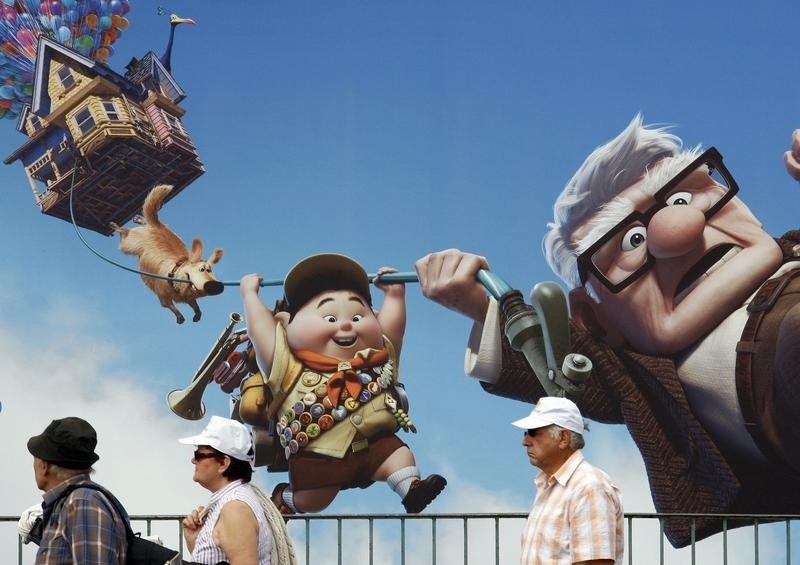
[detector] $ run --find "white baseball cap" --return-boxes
[178,416,254,465]
[511,397,586,434]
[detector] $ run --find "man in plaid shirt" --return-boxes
[27,417,128,564]
[512,398,623,565]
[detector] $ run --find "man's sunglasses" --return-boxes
[193,450,221,461]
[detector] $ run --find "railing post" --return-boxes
[494,516,500,565]
[369,518,374,565]
[431,517,437,565]
[337,517,342,565]
[754,518,760,565]
[626,515,633,565]
[786,519,791,565]
[305,517,310,565]
[723,517,728,565]
[400,517,406,565]
[463,517,468,565]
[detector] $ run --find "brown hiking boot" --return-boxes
[401,474,447,513]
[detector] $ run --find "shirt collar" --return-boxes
[209,479,244,506]
[534,450,584,489]
[42,473,93,505]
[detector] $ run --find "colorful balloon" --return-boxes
[56,25,71,42]
[93,45,108,62]
[77,33,94,50]
[0,0,132,117]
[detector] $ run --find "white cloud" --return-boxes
[0,295,206,562]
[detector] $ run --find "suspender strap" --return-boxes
[735,266,800,467]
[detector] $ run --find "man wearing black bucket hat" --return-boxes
[27,416,129,564]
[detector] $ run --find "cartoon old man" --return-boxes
[416,115,800,547]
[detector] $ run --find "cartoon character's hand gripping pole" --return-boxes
[380,270,593,400]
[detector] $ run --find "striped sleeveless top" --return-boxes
[191,479,272,564]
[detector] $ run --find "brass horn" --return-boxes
[167,312,245,420]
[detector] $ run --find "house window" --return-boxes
[74,106,95,135]
[102,100,120,121]
[29,115,43,132]
[57,66,75,90]
[162,111,185,135]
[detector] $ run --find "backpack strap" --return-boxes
[44,482,135,540]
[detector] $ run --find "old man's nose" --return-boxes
[647,205,706,258]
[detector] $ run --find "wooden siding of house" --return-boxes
[48,62,93,113]
[143,98,199,156]
[65,95,141,153]
[24,115,48,137]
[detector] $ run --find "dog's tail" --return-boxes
[142,184,173,228]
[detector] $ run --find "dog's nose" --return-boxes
[204,281,224,295]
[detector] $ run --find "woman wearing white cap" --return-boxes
[179,416,295,565]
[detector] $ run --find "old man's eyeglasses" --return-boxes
[576,147,739,294]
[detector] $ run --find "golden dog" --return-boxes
[110,185,224,324]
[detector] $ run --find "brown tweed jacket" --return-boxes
[481,231,800,548]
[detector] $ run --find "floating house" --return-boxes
[4,36,204,235]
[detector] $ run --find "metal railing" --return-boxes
[3,512,799,564]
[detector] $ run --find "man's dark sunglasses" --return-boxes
[193,449,221,461]
[576,147,738,294]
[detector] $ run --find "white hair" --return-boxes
[49,464,94,480]
[543,114,692,297]
[547,424,585,450]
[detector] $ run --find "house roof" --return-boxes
[29,37,186,126]
[124,51,186,104]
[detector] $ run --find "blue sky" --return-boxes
[2,1,799,562]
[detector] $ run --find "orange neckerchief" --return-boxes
[293,348,389,407]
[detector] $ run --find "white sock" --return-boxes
[386,466,420,499]
[282,486,298,513]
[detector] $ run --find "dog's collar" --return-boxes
[168,259,188,290]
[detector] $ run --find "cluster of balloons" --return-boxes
[0,0,131,120]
